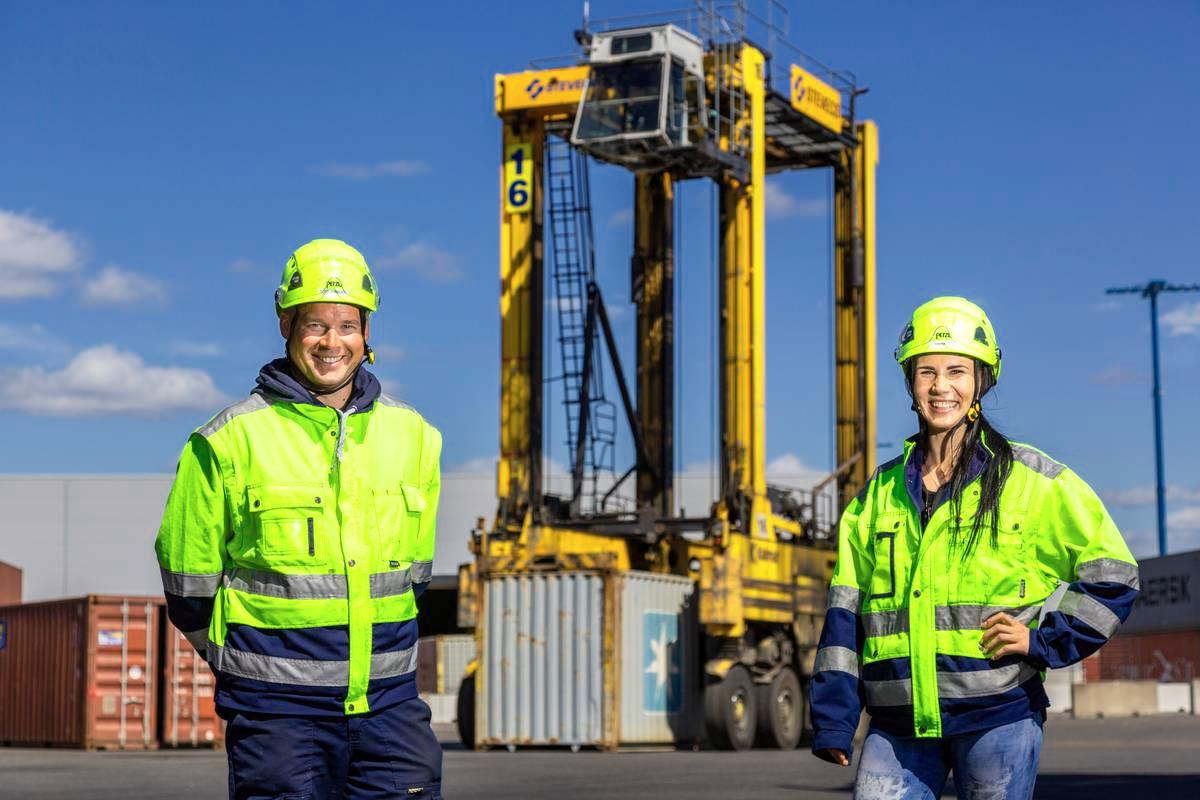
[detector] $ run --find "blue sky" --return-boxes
[1,1,1198,557]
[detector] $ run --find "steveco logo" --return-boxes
[793,72,840,118]
[525,75,586,100]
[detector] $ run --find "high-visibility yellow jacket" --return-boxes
[155,360,441,717]
[810,436,1137,756]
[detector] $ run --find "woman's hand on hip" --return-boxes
[980,611,1031,660]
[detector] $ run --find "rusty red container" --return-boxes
[160,620,223,748]
[1093,629,1200,682]
[0,595,161,749]
[0,561,21,605]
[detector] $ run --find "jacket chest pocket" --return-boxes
[372,483,426,562]
[247,483,327,566]
[955,513,1030,603]
[868,513,907,601]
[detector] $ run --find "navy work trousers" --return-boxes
[224,697,443,799]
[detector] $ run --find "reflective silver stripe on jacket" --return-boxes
[224,568,415,601]
[410,560,433,585]
[864,662,1040,707]
[1076,558,1140,589]
[1011,444,1065,479]
[814,646,860,678]
[369,569,413,599]
[827,585,862,613]
[225,569,348,600]
[1057,589,1121,637]
[197,394,271,438]
[862,608,908,638]
[209,643,417,686]
[935,604,1040,631]
[183,629,210,653]
[160,567,223,598]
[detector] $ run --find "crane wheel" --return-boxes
[456,671,476,749]
[704,665,757,751]
[754,666,802,750]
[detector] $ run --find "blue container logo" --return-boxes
[643,611,681,713]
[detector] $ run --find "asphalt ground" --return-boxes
[1,716,1197,799]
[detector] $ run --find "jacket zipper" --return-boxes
[307,517,315,556]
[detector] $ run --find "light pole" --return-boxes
[1105,281,1200,556]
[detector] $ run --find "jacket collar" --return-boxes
[902,430,991,516]
[253,358,381,413]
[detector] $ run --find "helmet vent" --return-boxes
[974,326,989,345]
[288,271,303,289]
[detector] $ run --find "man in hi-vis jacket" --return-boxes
[156,238,443,799]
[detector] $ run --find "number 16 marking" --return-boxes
[505,141,532,214]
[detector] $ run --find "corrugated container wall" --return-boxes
[0,561,21,605]
[482,573,606,747]
[478,571,699,749]
[160,622,223,748]
[1092,630,1200,682]
[417,634,475,694]
[617,572,700,744]
[0,596,160,749]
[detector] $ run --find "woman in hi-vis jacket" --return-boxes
[808,296,1139,800]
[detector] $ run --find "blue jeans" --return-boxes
[854,715,1043,800]
[224,696,442,799]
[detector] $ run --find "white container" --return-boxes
[417,634,475,694]
[477,570,698,748]
[1156,682,1193,714]
[617,571,700,744]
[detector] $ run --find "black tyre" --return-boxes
[755,667,802,750]
[455,670,476,749]
[704,665,757,751]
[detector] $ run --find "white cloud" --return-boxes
[1090,365,1141,386]
[227,258,261,273]
[378,378,404,398]
[0,210,83,299]
[1162,300,1200,336]
[81,266,167,306]
[448,456,497,476]
[1167,506,1200,531]
[0,344,229,416]
[168,340,222,357]
[608,208,633,228]
[308,160,431,180]
[764,453,828,485]
[0,321,73,359]
[371,344,407,362]
[764,182,826,219]
[1103,485,1200,508]
[376,242,461,283]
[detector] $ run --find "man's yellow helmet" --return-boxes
[894,296,1001,380]
[275,239,379,314]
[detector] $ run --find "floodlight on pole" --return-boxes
[1105,280,1200,556]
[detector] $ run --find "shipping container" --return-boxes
[159,621,223,748]
[1090,629,1200,682]
[1120,549,1200,635]
[0,561,21,605]
[0,595,160,749]
[477,571,699,749]
[417,634,475,695]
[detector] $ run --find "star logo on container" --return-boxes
[526,78,544,100]
[793,73,807,104]
[643,612,681,713]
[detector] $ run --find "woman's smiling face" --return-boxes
[911,353,976,435]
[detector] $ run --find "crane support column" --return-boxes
[633,172,675,517]
[498,115,546,527]
[833,121,878,509]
